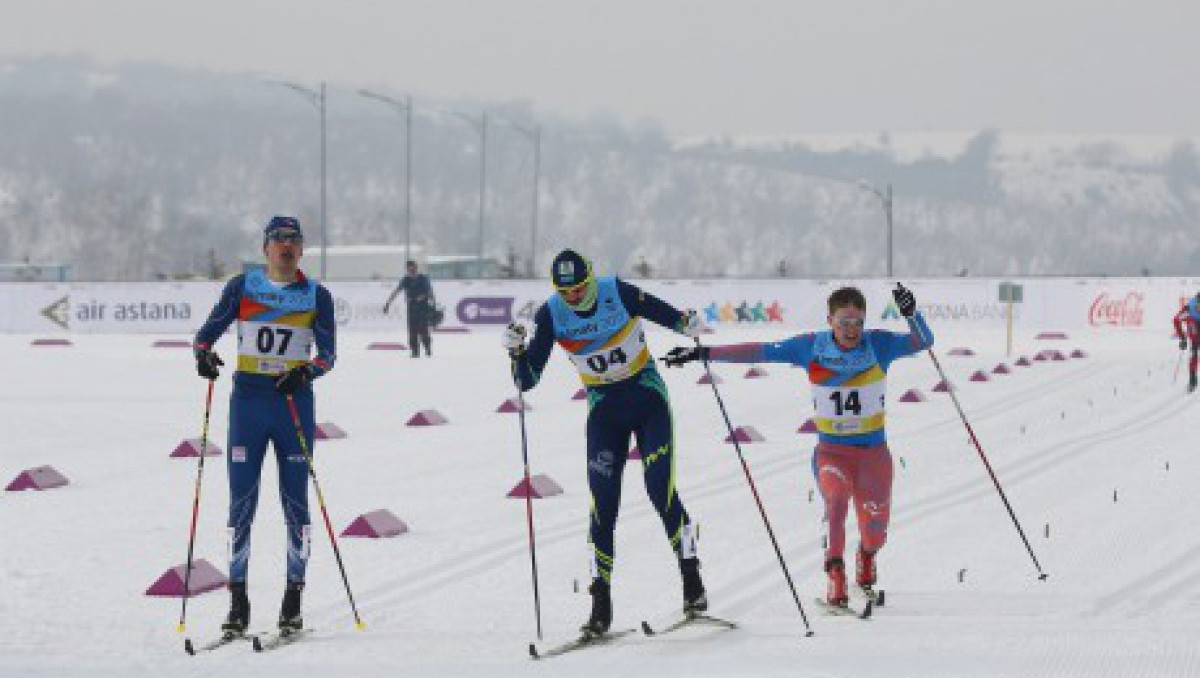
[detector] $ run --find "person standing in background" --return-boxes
[384,260,435,358]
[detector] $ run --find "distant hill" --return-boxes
[0,55,1197,280]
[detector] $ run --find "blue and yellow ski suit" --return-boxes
[195,269,336,584]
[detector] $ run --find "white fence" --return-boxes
[0,277,1192,335]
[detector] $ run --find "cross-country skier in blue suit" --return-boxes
[193,216,337,637]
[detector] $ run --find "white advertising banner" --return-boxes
[0,282,221,334]
[3,277,1200,335]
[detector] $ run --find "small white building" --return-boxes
[245,245,506,280]
[314,245,425,281]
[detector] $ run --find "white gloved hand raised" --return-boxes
[502,322,528,354]
[679,309,705,338]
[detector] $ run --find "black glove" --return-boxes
[662,346,709,367]
[275,365,312,395]
[893,283,917,317]
[195,348,224,380]
[1181,337,1190,351]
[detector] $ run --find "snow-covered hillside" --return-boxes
[1,57,1199,281]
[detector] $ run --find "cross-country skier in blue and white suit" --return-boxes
[502,248,707,638]
[193,216,336,637]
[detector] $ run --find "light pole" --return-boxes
[858,180,893,278]
[451,111,488,279]
[359,90,414,264]
[272,80,329,279]
[496,118,541,277]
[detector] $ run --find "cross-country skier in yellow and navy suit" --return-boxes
[502,248,707,637]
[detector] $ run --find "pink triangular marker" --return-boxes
[1015,356,1033,367]
[31,338,72,347]
[144,558,228,597]
[744,366,770,379]
[698,373,723,385]
[6,466,69,491]
[628,446,642,460]
[496,398,531,413]
[315,422,348,439]
[406,409,448,426]
[797,419,818,433]
[992,363,1012,375]
[1050,351,1067,361]
[724,425,765,443]
[170,438,223,458]
[932,380,953,392]
[341,509,409,538]
[899,389,926,402]
[507,473,564,499]
[1070,349,1088,359]
[969,370,989,382]
[572,388,588,401]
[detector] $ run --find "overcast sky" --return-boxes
[2,0,1196,138]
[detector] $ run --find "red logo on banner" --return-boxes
[1089,292,1144,327]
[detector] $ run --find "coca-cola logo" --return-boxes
[1089,292,1144,327]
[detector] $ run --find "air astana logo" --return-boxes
[41,296,70,329]
[703,301,785,324]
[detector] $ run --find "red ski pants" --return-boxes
[814,441,894,560]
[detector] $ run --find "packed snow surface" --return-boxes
[1,326,1197,677]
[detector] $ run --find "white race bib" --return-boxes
[811,378,887,436]
[238,320,314,375]
[566,323,651,385]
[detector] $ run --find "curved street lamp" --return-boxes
[269,80,328,279]
[495,117,542,278]
[858,180,894,278]
[449,111,489,279]
[359,90,414,264]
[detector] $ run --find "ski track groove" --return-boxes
[318,351,1172,636]
[682,353,1189,624]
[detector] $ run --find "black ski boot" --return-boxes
[278,581,304,635]
[1189,372,1197,394]
[681,558,708,613]
[221,582,250,637]
[580,580,612,637]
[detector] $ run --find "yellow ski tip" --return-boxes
[176,622,186,634]
[356,621,367,631]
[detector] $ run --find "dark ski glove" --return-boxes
[275,365,312,395]
[195,348,224,380]
[662,346,709,367]
[893,283,917,317]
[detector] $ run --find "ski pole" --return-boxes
[511,362,544,641]
[694,338,815,637]
[178,379,216,634]
[284,393,367,630]
[907,296,1048,581]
